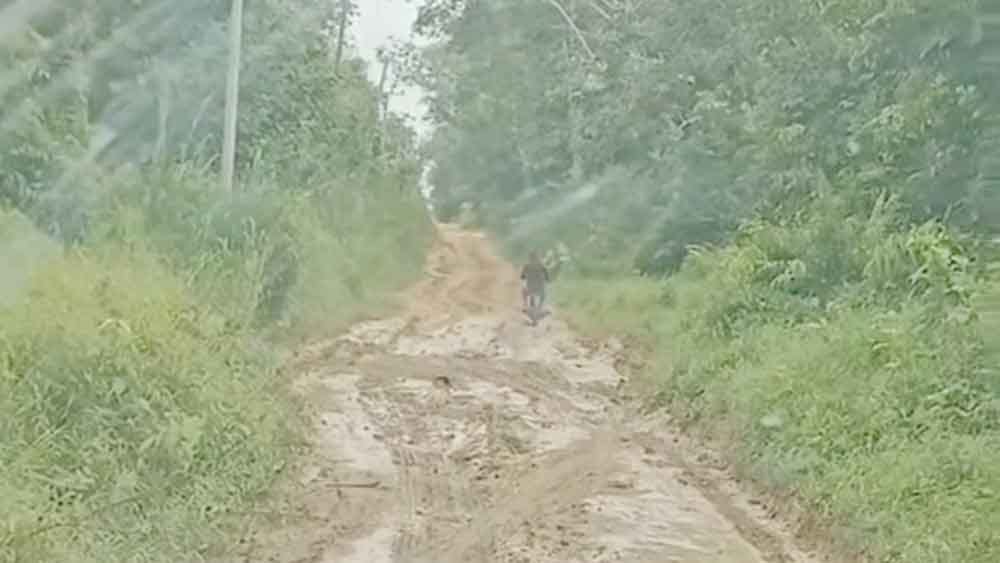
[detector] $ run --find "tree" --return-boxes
[415,0,996,273]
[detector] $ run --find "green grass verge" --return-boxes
[553,237,1000,563]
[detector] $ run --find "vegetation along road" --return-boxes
[3,1,1000,563]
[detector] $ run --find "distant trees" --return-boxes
[416,0,999,274]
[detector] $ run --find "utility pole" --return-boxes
[375,55,391,156]
[376,56,390,119]
[221,0,244,192]
[155,61,170,163]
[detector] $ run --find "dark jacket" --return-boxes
[520,261,549,292]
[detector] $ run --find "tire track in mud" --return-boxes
[223,224,820,563]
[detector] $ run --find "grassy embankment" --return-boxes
[554,203,1000,562]
[0,173,430,563]
[0,57,432,563]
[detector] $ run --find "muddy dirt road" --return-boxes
[225,225,817,563]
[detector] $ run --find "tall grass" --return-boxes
[555,195,1000,563]
[0,161,431,562]
[0,244,291,562]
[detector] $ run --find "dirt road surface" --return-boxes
[223,225,819,563]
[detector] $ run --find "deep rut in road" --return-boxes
[223,225,820,563]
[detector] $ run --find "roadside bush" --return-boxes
[663,297,1000,562]
[0,72,431,563]
[555,196,1000,562]
[0,232,292,563]
[0,169,430,563]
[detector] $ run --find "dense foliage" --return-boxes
[0,2,431,562]
[416,1,1000,561]
[416,0,1000,274]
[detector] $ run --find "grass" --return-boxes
[0,246,291,562]
[553,208,1000,562]
[0,168,432,562]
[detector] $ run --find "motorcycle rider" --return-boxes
[520,251,549,312]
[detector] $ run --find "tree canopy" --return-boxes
[415,0,1000,274]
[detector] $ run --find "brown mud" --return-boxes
[221,224,821,563]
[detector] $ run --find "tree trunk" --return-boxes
[334,0,349,71]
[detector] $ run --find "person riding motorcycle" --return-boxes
[520,251,549,312]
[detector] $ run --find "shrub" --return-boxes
[0,232,293,562]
